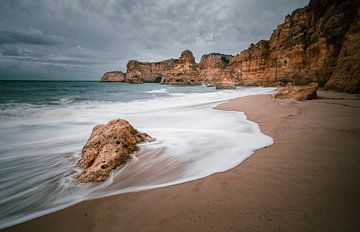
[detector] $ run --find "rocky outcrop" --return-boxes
[100,0,359,93]
[161,50,201,85]
[325,15,360,93]
[275,83,318,101]
[228,0,359,92]
[229,40,272,86]
[199,53,235,84]
[125,59,174,84]
[77,119,154,182]
[125,50,201,85]
[101,71,125,82]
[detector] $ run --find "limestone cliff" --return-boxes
[325,14,360,93]
[100,0,360,92]
[229,0,360,92]
[125,59,175,84]
[100,71,125,82]
[125,50,201,85]
[199,53,234,84]
[161,50,201,85]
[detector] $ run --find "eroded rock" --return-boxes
[101,71,125,82]
[77,119,154,182]
[325,15,360,93]
[228,0,359,90]
[124,50,201,85]
[99,0,360,93]
[199,53,236,85]
[275,83,318,101]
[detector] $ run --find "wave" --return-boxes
[0,86,276,229]
[145,88,169,94]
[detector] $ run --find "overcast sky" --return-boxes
[0,0,308,80]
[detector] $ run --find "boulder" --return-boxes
[275,83,318,101]
[77,119,154,182]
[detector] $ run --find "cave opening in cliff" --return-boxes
[153,76,162,83]
[144,75,162,83]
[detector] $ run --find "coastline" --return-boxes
[3,90,360,232]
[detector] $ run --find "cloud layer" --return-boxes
[0,0,308,80]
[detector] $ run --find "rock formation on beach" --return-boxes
[101,71,125,82]
[161,50,201,85]
[101,0,360,93]
[199,53,236,85]
[124,50,201,85]
[77,119,154,182]
[275,83,318,101]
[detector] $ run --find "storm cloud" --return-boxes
[0,0,308,80]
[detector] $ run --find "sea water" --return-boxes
[0,81,275,228]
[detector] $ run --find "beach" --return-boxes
[3,90,360,232]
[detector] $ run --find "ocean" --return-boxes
[0,81,275,228]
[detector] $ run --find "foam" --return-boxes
[0,86,276,228]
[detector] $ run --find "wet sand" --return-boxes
[3,90,360,232]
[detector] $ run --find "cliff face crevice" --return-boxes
[101,0,360,93]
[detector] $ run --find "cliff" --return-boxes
[325,14,360,92]
[101,71,125,82]
[125,50,201,85]
[229,0,360,92]
[199,53,234,84]
[101,0,360,93]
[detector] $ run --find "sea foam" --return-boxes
[0,84,275,228]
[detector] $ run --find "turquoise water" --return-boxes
[0,81,275,228]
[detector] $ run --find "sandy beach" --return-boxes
[3,90,360,232]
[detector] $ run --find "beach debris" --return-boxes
[76,119,154,182]
[275,83,318,101]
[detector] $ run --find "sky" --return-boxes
[0,0,308,80]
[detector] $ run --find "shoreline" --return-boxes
[3,90,360,232]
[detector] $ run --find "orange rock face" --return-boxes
[100,71,125,82]
[77,119,154,182]
[161,50,201,85]
[100,0,359,93]
[199,53,235,85]
[125,50,201,85]
[229,0,359,92]
[325,15,360,93]
[125,59,174,84]
[275,83,318,101]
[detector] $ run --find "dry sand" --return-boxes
[3,90,360,232]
